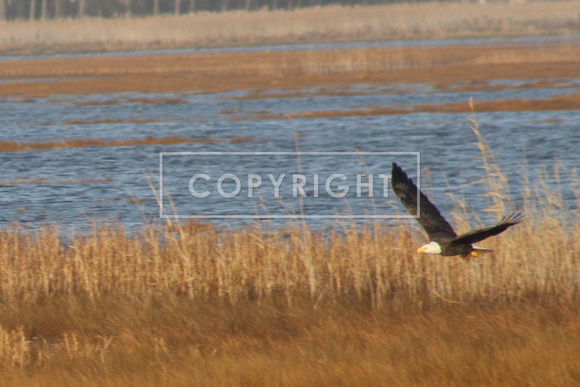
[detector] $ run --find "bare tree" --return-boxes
[29,0,36,20]
[122,0,131,17]
[54,0,63,18]
[245,0,252,11]
[153,0,159,15]
[221,0,229,12]
[174,0,181,15]
[78,0,86,17]
[188,0,195,13]
[41,0,47,20]
[0,0,5,21]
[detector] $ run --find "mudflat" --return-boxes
[1,42,579,115]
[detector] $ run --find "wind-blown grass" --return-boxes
[0,126,578,384]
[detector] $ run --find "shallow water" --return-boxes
[2,34,579,62]
[0,43,579,233]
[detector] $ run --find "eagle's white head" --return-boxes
[417,241,442,254]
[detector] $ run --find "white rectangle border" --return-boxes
[159,151,420,219]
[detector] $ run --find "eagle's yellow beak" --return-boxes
[417,247,426,253]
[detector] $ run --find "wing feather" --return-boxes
[391,163,457,242]
[448,212,523,246]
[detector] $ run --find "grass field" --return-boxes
[1,1,579,55]
[0,127,578,385]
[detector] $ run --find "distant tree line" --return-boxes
[0,0,441,21]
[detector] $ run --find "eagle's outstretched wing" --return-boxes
[391,163,457,242]
[447,212,523,247]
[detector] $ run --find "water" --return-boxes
[1,34,579,62]
[0,46,579,233]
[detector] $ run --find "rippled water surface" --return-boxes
[1,40,579,233]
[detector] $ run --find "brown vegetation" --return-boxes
[0,135,265,153]
[234,93,580,120]
[229,78,580,101]
[1,1,579,56]
[2,294,580,385]
[0,191,578,384]
[0,183,578,384]
[52,118,161,125]
[0,40,579,99]
[0,177,113,185]
[73,97,187,106]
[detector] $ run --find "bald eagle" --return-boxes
[391,162,522,259]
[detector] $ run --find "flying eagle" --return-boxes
[391,162,522,259]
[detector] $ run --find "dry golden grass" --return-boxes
[0,127,578,384]
[0,1,579,55]
[2,297,580,386]
[0,135,265,153]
